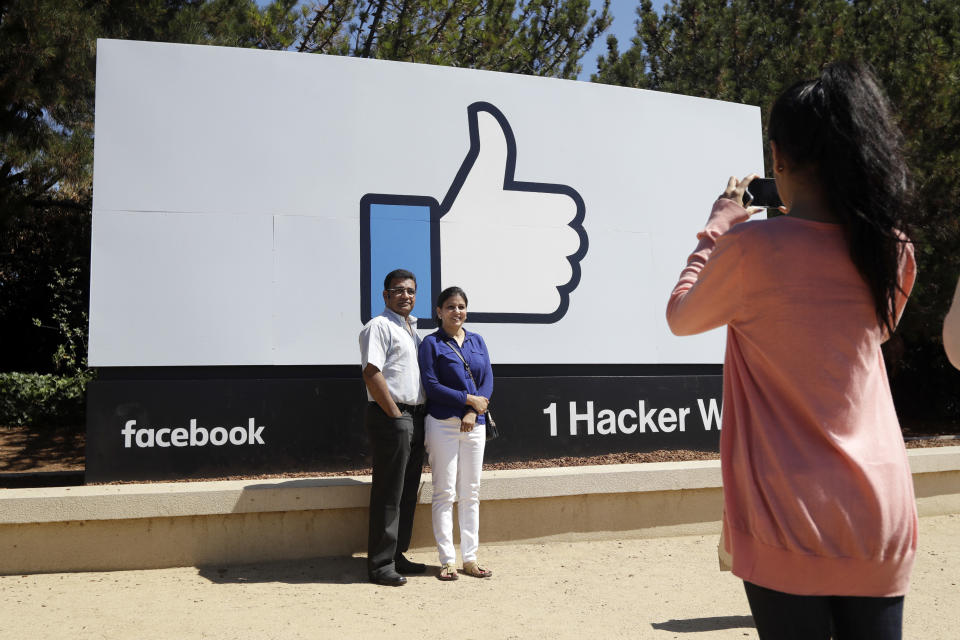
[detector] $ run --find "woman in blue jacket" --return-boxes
[418,286,494,581]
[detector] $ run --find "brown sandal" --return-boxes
[462,561,493,578]
[438,562,458,581]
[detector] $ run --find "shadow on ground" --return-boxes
[651,615,755,633]
[197,556,393,586]
[0,425,84,472]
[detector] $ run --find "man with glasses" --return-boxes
[359,268,427,586]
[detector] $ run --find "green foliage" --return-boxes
[0,204,91,426]
[0,371,93,428]
[98,0,302,49]
[0,0,98,219]
[295,0,612,79]
[594,0,960,426]
[0,204,91,373]
[32,265,88,374]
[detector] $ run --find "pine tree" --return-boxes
[294,0,611,79]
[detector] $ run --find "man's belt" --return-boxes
[370,401,425,416]
[396,402,425,415]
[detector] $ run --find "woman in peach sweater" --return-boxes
[666,62,917,639]
[943,276,960,368]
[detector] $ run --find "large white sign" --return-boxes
[89,39,763,366]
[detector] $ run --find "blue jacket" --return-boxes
[418,328,493,423]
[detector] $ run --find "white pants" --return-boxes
[425,414,486,565]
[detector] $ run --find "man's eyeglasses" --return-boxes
[387,287,417,297]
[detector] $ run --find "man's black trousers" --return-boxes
[366,404,425,579]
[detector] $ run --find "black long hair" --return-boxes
[768,61,911,335]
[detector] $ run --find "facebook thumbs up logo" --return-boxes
[360,102,587,327]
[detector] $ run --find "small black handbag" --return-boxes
[444,338,499,441]
[483,410,499,441]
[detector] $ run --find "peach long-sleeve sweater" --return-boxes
[667,198,917,597]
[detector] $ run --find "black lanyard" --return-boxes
[443,337,480,395]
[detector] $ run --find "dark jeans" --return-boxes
[744,581,904,640]
[366,403,425,579]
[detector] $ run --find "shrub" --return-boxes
[0,371,93,428]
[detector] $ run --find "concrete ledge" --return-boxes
[0,476,372,524]
[1,447,957,574]
[0,459,723,524]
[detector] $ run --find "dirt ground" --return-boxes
[1,514,958,640]
[1,424,958,482]
[0,425,85,473]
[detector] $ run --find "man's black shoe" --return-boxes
[395,554,426,574]
[370,571,407,587]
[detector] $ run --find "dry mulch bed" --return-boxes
[0,425,85,473]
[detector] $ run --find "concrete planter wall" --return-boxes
[1,447,958,575]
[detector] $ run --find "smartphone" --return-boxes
[742,178,783,209]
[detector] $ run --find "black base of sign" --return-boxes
[86,365,722,483]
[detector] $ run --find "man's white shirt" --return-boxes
[359,308,426,405]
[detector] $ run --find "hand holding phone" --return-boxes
[742,178,783,209]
